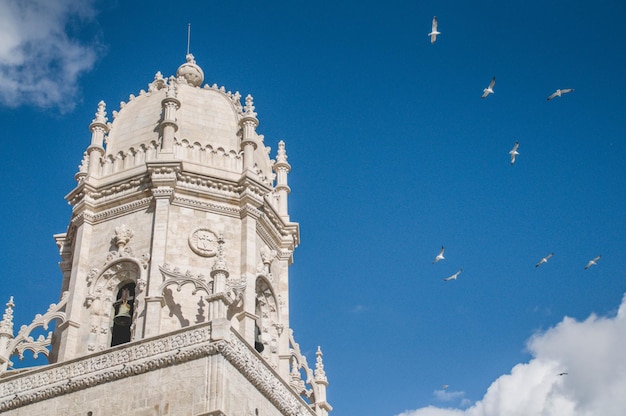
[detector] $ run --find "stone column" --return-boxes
[239,207,260,346]
[160,78,180,157]
[54,215,92,361]
[87,101,108,178]
[274,140,291,220]
[240,95,258,173]
[143,163,179,337]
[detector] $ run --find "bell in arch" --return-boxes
[113,288,132,326]
[114,301,132,326]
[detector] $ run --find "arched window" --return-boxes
[111,282,136,347]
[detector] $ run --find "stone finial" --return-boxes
[91,101,108,125]
[0,297,14,336]
[149,71,166,92]
[314,346,327,382]
[176,54,204,87]
[166,77,178,99]
[276,140,288,164]
[244,94,257,118]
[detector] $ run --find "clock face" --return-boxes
[188,227,218,257]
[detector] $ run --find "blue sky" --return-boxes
[1,1,626,415]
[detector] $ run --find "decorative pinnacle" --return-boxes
[166,77,178,99]
[186,53,196,64]
[0,297,15,335]
[276,140,288,164]
[211,234,229,273]
[91,101,108,125]
[244,94,257,118]
[314,346,327,382]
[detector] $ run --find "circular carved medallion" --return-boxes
[188,227,218,257]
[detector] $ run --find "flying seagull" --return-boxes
[558,372,568,376]
[509,141,519,165]
[535,253,554,268]
[584,255,601,269]
[481,77,496,98]
[433,246,445,263]
[442,384,449,389]
[547,88,574,101]
[429,16,440,44]
[443,268,462,281]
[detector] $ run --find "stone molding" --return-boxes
[171,196,241,217]
[0,325,214,412]
[0,325,316,416]
[221,332,316,416]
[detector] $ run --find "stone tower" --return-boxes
[0,55,331,416]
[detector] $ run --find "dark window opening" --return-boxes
[111,282,136,347]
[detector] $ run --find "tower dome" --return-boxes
[176,53,204,86]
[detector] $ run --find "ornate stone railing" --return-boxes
[0,324,213,412]
[0,324,318,416]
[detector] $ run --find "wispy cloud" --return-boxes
[395,292,626,416]
[0,0,101,110]
[351,304,368,313]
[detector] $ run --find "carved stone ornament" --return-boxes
[113,224,134,250]
[188,227,219,257]
[0,325,318,416]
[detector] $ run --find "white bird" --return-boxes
[429,16,441,44]
[443,268,462,281]
[442,384,449,389]
[481,77,496,98]
[433,246,445,263]
[509,141,519,165]
[535,252,554,268]
[547,88,574,101]
[584,255,601,269]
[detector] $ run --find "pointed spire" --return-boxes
[0,297,15,336]
[244,94,257,118]
[314,346,327,383]
[88,100,109,149]
[92,101,108,125]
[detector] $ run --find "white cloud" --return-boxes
[0,0,100,110]
[396,293,626,416]
[433,389,471,408]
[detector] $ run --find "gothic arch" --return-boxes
[255,276,281,368]
[85,258,145,351]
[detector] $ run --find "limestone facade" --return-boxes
[0,54,330,415]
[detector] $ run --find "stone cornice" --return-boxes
[171,196,241,218]
[176,171,241,200]
[238,175,272,201]
[260,198,300,248]
[70,197,152,226]
[66,173,150,209]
